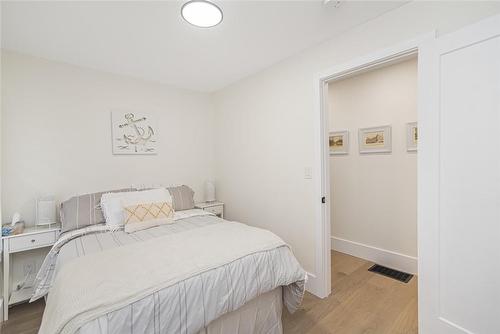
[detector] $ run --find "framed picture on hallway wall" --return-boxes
[358,125,392,154]
[406,122,418,152]
[329,130,349,155]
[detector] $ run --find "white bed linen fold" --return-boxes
[31,210,214,301]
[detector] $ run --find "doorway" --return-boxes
[311,14,500,334]
[328,56,419,331]
[310,34,433,300]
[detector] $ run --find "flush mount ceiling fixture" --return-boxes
[181,0,223,28]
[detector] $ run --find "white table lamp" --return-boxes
[205,181,216,203]
[36,196,56,227]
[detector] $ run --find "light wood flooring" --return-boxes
[1,251,417,334]
[1,297,45,334]
[283,251,418,334]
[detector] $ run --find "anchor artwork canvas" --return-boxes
[111,110,157,155]
[359,125,392,154]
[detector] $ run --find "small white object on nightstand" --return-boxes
[195,201,224,219]
[2,225,60,321]
[36,196,56,227]
[204,181,216,203]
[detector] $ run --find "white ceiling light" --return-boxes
[181,0,223,28]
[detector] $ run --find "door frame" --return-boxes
[309,32,435,299]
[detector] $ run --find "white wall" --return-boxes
[1,51,215,224]
[329,59,417,261]
[213,2,500,274]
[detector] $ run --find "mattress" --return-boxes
[34,210,306,334]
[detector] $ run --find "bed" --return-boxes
[32,204,306,334]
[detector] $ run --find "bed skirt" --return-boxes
[199,287,282,334]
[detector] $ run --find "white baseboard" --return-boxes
[304,271,322,297]
[331,236,417,274]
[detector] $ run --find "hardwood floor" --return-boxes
[1,251,417,334]
[283,251,418,334]
[1,298,44,334]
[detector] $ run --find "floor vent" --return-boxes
[368,264,413,283]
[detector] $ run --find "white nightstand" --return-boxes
[195,201,224,219]
[2,225,60,321]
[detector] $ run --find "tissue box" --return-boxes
[2,222,26,236]
[12,221,25,235]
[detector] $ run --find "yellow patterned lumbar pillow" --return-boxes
[123,202,174,232]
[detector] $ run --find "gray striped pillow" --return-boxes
[167,185,195,211]
[60,188,135,233]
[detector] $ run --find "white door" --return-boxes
[419,14,500,334]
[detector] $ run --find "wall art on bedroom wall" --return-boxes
[406,122,418,152]
[329,130,349,155]
[111,110,157,155]
[358,125,392,154]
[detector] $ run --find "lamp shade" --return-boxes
[205,181,216,202]
[36,196,56,226]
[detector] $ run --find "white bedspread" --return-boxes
[37,217,306,334]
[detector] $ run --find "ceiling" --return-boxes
[1,1,405,92]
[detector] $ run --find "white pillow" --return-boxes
[101,188,172,227]
[101,197,124,227]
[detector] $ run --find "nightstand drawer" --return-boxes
[9,231,57,253]
[205,205,223,216]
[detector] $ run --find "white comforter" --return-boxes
[35,213,306,334]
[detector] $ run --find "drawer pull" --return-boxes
[31,239,36,243]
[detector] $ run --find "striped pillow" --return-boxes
[60,188,136,233]
[123,202,174,233]
[167,185,195,211]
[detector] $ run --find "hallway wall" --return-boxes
[329,58,417,271]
